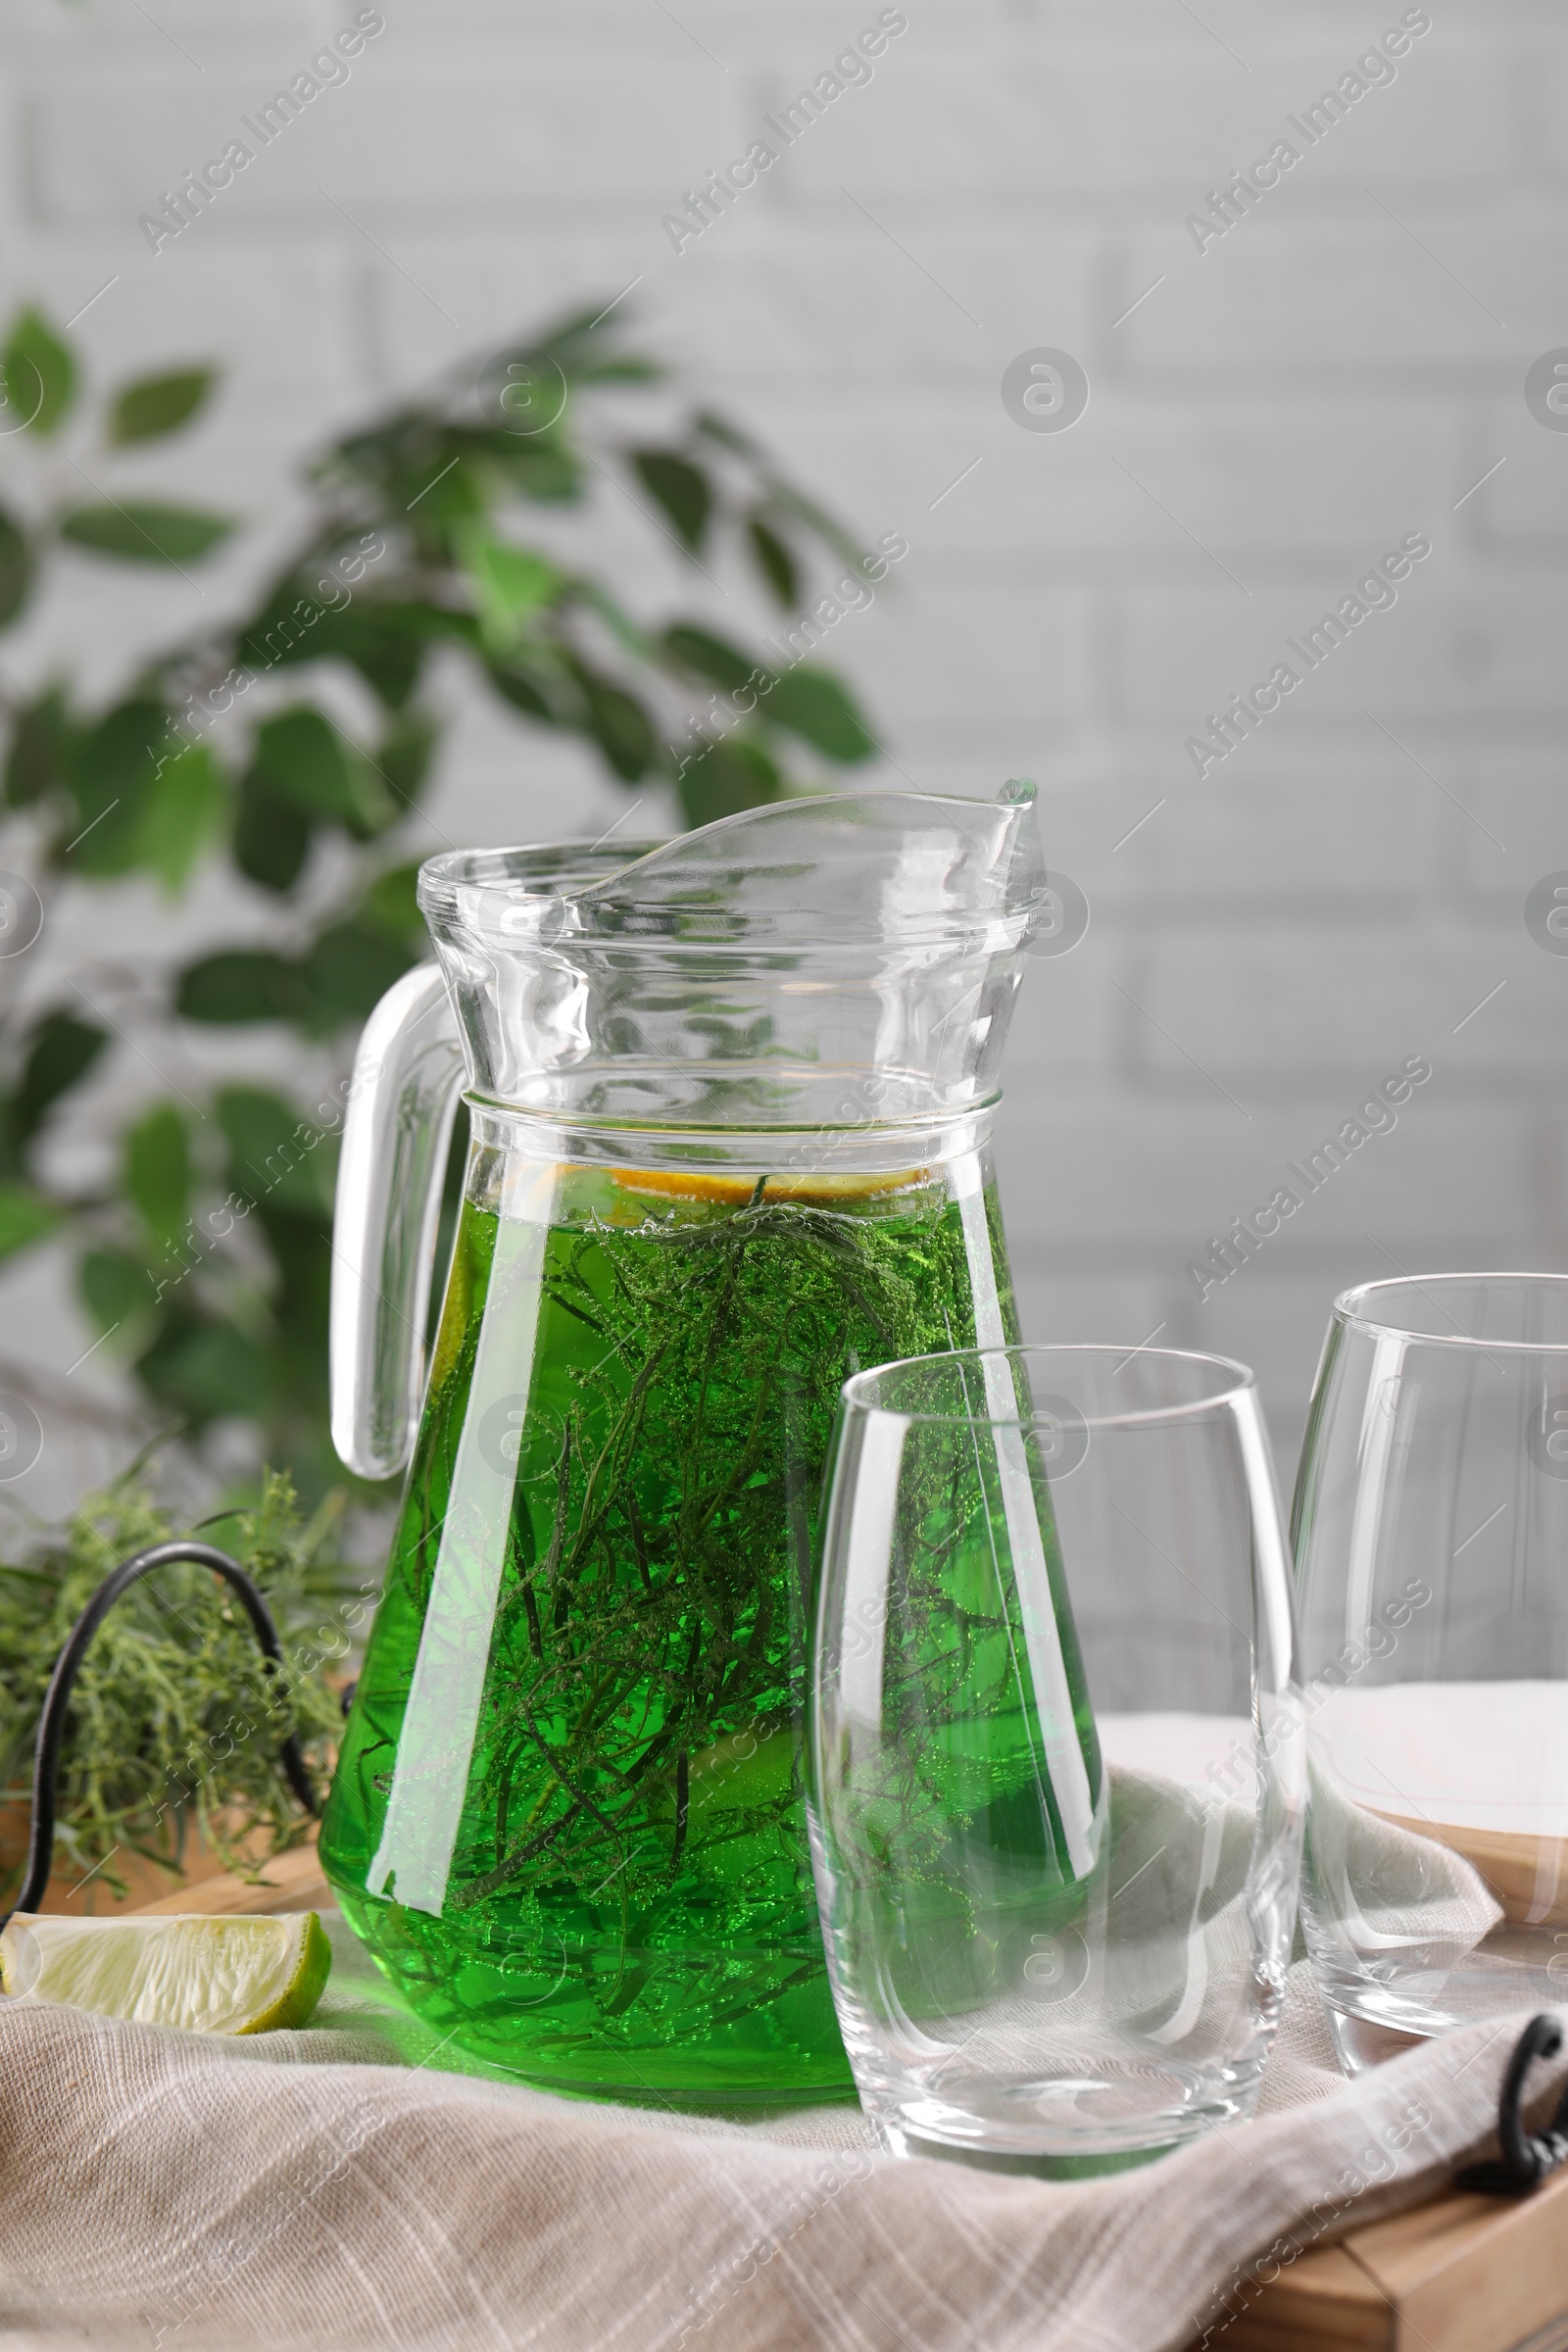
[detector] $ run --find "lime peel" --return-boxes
[0,1910,332,2034]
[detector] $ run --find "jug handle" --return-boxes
[330,963,466,1482]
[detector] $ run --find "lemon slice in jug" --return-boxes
[0,1910,331,2034]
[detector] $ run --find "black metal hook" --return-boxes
[0,1541,319,1930]
[1457,2014,1568,2195]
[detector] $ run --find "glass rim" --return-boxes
[462,1090,1003,1140]
[839,1342,1257,1430]
[1333,1270,1568,1351]
[416,797,1046,954]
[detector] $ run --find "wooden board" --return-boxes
[0,1804,274,1916]
[130,1835,332,1919]
[1372,1811,1568,1930]
[1186,2165,1568,2352]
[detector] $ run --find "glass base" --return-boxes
[878,2122,1174,2179]
[1309,1922,1568,2063]
[855,2064,1261,2169]
[1323,2003,1433,2078]
[331,1880,858,2111]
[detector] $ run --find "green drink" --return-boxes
[323,789,1070,2107]
[321,1156,1018,2102]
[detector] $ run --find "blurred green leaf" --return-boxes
[398,448,486,541]
[576,674,657,783]
[677,737,785,829]
[326,410,427,484]
[760,479,866,573]
[124,1103,190,1248]
[233,774,311,896]
[325,609,432,708]
[59,502,232,565]
[629,450,711,554]
[176,952,309,1026]
[109,367,217,446]
[250,708,393,834]
[274,602,443,710]
[760,668,877,763]
[216,1086,335,1219]
[0,1183,61,1262]
[238,587,451,710]
[746,514,798,610]
[249,707,346,812]
[5,689,71,808]
[64,699,165,874]
[575,356,661,385]
[80,1245,150,1331]
[0,507,31,630]
[493,442,582,504]
[4,1012,108,1164]
[577,581,655,664]
[694,411,761,462]
[524,306,664,386]
[137,742,225,895]
[371,710,439,814]
[2,308,76,439]
[297,921,416,1033]
[142,1316,273,1422]
[338,781,402,844]
[359,861,424,946]
[457,529,563,651]
[662,624,758,695]
[260,1222,332,1415]
[485,658,559,721]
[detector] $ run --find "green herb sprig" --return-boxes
[0,1468,366,1905]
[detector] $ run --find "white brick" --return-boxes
[1174,39,1518,190]
[1114,217,1550,375]
[32,63,742,224]
[845,578,1098,748]
[1175,1269,1360,1475]
[1456,404,1568,551]
[997,1094,1544,1299]
[64,246,351,410]
[1002,1267,1172,1356]
[771,41,1516,204]
[1452,760,1568,899]
[1135,928,1555,1087]
[1003,944,1123,1085]
[371,224,1098,399]
[1051,764,1445,912]
[1532,53,1568,171]
[756,394,1456,564]
[6,0,313,51]
[997,1097,1321,1251]
[1116,584,1568,732]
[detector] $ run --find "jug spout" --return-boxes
[564,777,1047,943]
[416,785,1050,1130]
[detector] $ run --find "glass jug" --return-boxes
[319,785,1056,2105]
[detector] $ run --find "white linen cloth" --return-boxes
[0,1907,1555,2352]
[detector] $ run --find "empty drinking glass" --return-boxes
[808,1345,1304,2170]
[1293,1274,1568,2064]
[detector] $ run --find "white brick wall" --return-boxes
[0,0,1562,1502]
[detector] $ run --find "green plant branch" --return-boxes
[0,296,888,1505]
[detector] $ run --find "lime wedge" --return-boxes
[0,1910,332,2034]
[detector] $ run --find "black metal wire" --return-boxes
[1457,2013,1568,2194]
[1,1541,318,1929]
